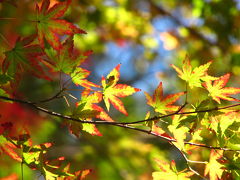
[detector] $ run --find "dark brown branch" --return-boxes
[124,103,240,125]
[0,95,240,152]
[33,88,66,104]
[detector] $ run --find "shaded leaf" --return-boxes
[2,35,49,79]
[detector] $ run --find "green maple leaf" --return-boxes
[171,56,216,88]
[35,0,86,50]
[101,64,141,115]
[44,37,80,73]
[3,35,48,79]
[203,73,240,103]
[45,36,99,89]
[144,82,185,114]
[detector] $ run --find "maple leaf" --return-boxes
[171,56,216,88]
[62,166,91,180]
[152,124,175,140]
[82,123,102,136]
[203,73,240,103]
[144,111,174,139]
[0,132,86,179]
[0,141,22,162]
[204,150,224,180]
[35,0,86,50]
[68,90,112,137]
[101,64,141,115]
[144,82,185,114]
[152,159,194,180]
[168,115,189,150]
[2,35,49,79]
[76,89,113,122]
[44,36,98,89]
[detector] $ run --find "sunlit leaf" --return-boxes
[44,36,98,89]
[144,82,185,114]
[204,150,224,180]
[35,0,86,50]
[153,159,194,180]
[203,73,240,103]
[82,123,102,136]
[171,56,216,88]
[75,89,113,122]
[101,64,141,115]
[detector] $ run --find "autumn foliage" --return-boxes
[1,0,240,179]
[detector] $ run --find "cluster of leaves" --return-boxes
[0,0,140,178]
[0,122,90,179]
[1,0,240,179]
[149,57,240,179]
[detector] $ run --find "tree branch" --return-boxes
[0,95,240,152]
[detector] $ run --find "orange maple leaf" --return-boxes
[101,64,141,115]
[144,82,185,114]
[36,0,86,50]
[203,73,240,103]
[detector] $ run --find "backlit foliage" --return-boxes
[0,0,240,179]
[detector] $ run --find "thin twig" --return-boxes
[0,95,240,151]
[33,88,66,104]
[172,143,208,179]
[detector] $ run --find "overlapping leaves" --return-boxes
[0,125,90,179]
[152,159,194,180]
[44,36,98,89]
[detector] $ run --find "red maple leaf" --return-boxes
[35,0,86,50]
[2,35,49,80]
